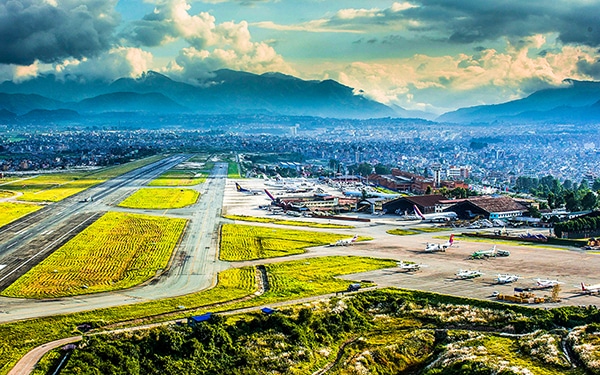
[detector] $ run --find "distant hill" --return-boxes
[73,92,188,114]
[0,70,403,119]
[438,80,600,123]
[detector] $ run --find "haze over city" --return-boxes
[2,0,600,113]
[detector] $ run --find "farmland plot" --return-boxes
[118,188,199,209]
[1,212,187,298]
[0,202,42,228]
[148,170,205,186]
[220,224,353,261]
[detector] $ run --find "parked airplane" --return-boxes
[424,234,455,252]
[496,274,519,284]
[330,234,359,247]
[343,189,401,199]
[535,278,563,288]
[413,205,457,222]
[235,182,262,195]
[397,261,423,272]
[470,245,510,259]
[580,282,600,294]
[456,269,483,279]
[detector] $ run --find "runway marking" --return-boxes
[0,265,5,271]
[0,214,99,285]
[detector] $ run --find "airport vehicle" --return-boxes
[470,245,510,259]
[535,278,562,288]
[347,283,361,292]
[330,234,359,246]
[495,274,519,284]
[413,205,457,222]
[424,234,455,252]
[235,182,262,195]
[456,269,483,279]
[580,282,600,294]
[397,261,422,272]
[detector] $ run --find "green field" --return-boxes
[223,214,354,229]
[1,212,187,298]
[0,256,397,374]
[1,156,164,203]
[220,224,355,261]
[0,202,42,228]
[148,170,206,186]
[118,188,199,209]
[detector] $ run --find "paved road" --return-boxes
[0,157,231,322]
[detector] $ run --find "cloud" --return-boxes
[311,38,600,113]
[0,0,120,65]
[124,0,293,81]
[54,47,153,81]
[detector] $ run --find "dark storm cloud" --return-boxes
[404,0,600,47]
[0,0,119,66]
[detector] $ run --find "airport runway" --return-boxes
[0,160,230,322]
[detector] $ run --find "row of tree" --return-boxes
[515,175,599,211]
[553,211,600,238]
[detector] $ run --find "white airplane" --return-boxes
[235,182,262,195]
[496,274,519,284]
[456,269,483,279]
[424,234,455,252]
[580,282,600,294]
[413,205,457,222]
[330,234,359,247]
[535,278,563,288]
[397,261,423,272]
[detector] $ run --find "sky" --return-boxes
[1,0,600,114]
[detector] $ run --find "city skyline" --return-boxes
[1,0,600,114]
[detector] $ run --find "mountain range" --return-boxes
[437,79,600,124]
[1,71,600,124]
[0,70,399,120]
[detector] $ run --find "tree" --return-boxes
[547,192,556,209]
[528,205,541,218]
[425,185,433,195]
[582,191,598,211]
[564,190,581,212]
[374,164,391,175]
[355,163,373,177]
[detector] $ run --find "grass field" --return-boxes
[228,162,241,178]
[0,266,257,375]
[148,170,206,186]
[0,256,398,374]
[0,202,42,228]
[220,224,355,261]
[223,215,354,229]
[118,188,199,209]
[1,212,187,298]
[387,228,421,236]
[0,190,15,199]
[259,256,396,301]
[1,155,164,203]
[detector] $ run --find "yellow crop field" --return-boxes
[0,202,42,228]
[1,156,164,203]
[118,188,199,209]
[223,214,354,229]
[148,170,206,186]
[1,212,187,298]
[3,175,103,202]
[0,190,15,199]
[220,224,353,261]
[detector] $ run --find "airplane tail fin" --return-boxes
[235,182,242,191]
[351,234,358,242]
[264,189,276,201]
[582,282,587,291]
[413,205,426,219]
[448,234,454,245]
